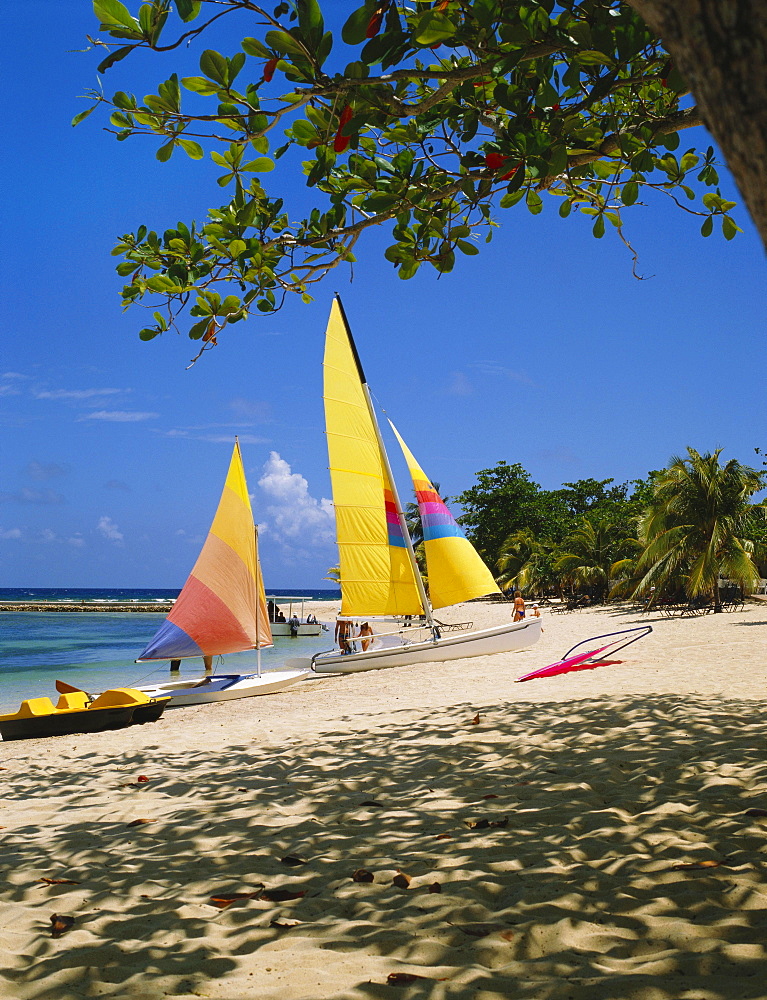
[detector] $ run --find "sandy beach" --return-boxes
[1,599,766,999]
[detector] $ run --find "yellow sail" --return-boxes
[389,421,501,610]
[323,300,423,617]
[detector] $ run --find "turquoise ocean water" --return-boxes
[0,588,340,713]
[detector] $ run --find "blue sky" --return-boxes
[1,2,765,589]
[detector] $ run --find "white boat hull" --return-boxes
[312,617,541,673]
[270,622,324,637]
[138,668,308,707]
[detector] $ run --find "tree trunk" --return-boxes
[627,0,767,251]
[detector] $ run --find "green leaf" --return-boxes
[526,190,543,215]
[181,75,220,95]
[228,239,247,256]
[680,152,700,172]
[265,30,307,60]
[499,188,525,209]
[621,181,638,206]
[242,157,275,172]
[721,215,741,241]
[97,45,134,73]
[592,214,605,238]
[342,4,375,46]
[456,240,479,255]
[139,327,161,341]
[71,104,98,127]
[175,0,201,22]
[659,131,680,151]
[700,215,713,237]
[188,318,212,340]
[412,10,456,45]
[558,199,572,218]
[93,0,137,30]
[242,36,272,58]
[200,49,228,85]
[156,141,175,162]
[178,139,204,159]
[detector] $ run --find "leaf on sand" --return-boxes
[499,929,516,941]
[50,914,75,938]
[745,808,767,818]
[271,916,303,928]
[480,794,499,800]
[428,882,442,893]
[359,799,384,808]
[467,817,508,830]
[392,870,411,889]
[209,892,261,909]
[39,878,81,886]
[136,775,149,783]
[470,713,480,725]
[672,859,735,871]
[280,855,307,867]
[259,888,306,903]
[352,868,374,883]
[435,833,452,840]
[387,972,430,985]
[126,818,153,827]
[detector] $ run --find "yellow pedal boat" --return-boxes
[0,688,170,741]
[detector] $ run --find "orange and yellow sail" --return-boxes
[389,421,501,610]
[323,299,423,618]
[137,442,272,660]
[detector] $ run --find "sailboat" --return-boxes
[134,440,308,705]
[308,298,542,674]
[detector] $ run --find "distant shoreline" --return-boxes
[0,602,174,613]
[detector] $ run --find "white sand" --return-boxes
[1,600,766,999]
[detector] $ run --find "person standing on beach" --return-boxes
[358,621,374,651]
[335,618,352,654]
[513,590,526,622]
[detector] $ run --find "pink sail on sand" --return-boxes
[516,626,652,683]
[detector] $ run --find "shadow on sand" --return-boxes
[2,692,767,999]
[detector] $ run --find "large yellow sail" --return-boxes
[389,421,501,610]
[323,300,423,618]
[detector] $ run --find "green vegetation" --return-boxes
[79,0,743,351]
[456,448,766,608]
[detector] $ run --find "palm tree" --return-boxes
[634,448,766,612]
[496,529,562,597]
[555,516,640,603]
[324,566,340,584]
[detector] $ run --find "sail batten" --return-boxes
[323,299,423,618]
[137,441,273,661]
[389,421,501,610]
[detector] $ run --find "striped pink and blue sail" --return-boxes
[389,421,501,610]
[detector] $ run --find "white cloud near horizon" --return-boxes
[97,515,124,543]
[0,487,65,505]
[258,452,334,552]
[81,411,158,423]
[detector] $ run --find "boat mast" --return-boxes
[334,295,436,634]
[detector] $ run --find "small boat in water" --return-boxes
[0,687,169,741]
[133,440,308,706]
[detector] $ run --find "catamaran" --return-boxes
[134,441,308,705]
[306,298,541,674]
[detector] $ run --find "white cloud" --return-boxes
[0,487,65,505]
[228,397,271,422]
[446,371,473,396]
[155,428,267,444]
[258,452,334,549]
[68,535,85,548]
[81,411,158,423]
[0,384,21,397]
[27,461,70,481]
[97,515,124,543]
[0,527,22,540]
[34,388,125,401]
